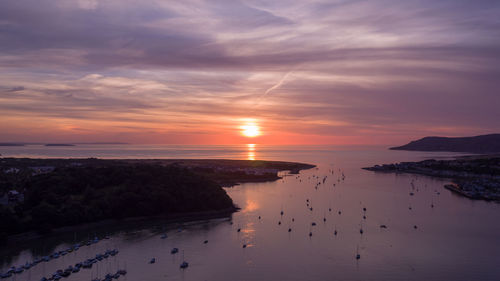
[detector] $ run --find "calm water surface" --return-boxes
[1,145,499,281]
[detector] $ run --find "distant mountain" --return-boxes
[45,143,75,146]
[0,143,25,146]
[390,134,500,153]
[72,142,129,145]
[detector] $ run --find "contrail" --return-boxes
[263,71,293,97]
[253,70,294,109]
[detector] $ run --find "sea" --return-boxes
[1,144,499,281]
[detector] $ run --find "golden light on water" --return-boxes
[247,143,256,160]
[243,199,259,213]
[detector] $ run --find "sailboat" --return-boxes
[180,251,189,269]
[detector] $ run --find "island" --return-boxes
[0,158,314,241]
[0,143,25,146]
[389,134,500,153]
[363,155,500,202]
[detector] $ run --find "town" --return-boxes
[363,156,500,202]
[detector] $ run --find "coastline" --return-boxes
[363,155,500,202]
[1,157,315,243]
[6,206,238,243]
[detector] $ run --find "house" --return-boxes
[4,167,20,174]
[30,166,55,175]
[7,190,24,203]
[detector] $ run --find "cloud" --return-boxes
[0,0,499,143]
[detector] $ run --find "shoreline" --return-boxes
[363,155,500,202]
[6,207,239,243]
[1,157,315,243]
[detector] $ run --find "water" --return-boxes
[1,145,499,281]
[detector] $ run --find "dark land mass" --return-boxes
[363,155,500,202]
[73,142,128,145]
[390,134,500,153]
[0,158,314,241]
[0,143,25,146]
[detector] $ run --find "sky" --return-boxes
[1,0,499,145]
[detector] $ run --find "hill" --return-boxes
[390,134,500,153]
[0,158,314,240]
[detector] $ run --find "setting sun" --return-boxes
[241,124,260,138]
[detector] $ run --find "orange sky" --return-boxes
[1,1,499,145]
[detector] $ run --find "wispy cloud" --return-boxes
[0,0,499,144]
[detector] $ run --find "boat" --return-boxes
[171,248,179,254]
[180,251,189,268]
[180,261,189,269]
[14,267,23,274]
[160,233,168,239]
[203,240,208,244]
[24,262,33,269]
[149,258,156,264]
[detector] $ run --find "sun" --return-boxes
[241,124,260,137]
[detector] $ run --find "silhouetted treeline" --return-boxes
[0,165,234,238]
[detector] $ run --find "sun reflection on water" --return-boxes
[243,199,259,213]
[247,143,256,160]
